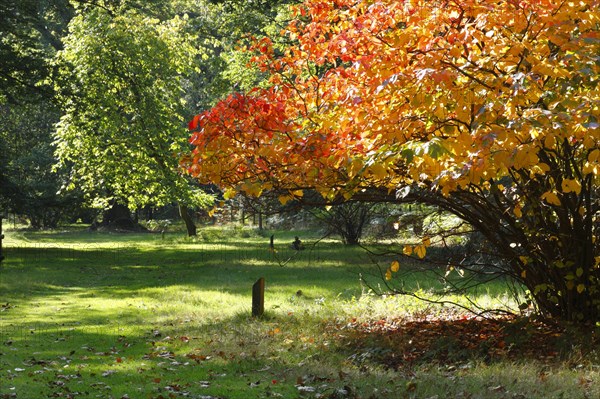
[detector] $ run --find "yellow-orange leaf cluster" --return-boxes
[184,0,599,204]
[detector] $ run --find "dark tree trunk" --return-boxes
[94,201,147,232]
[103,202,133,226]
[319,202,373,246]
[179,203,197,237]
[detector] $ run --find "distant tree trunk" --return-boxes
[179,203,197,237]
[95,201,146,231]
[313,202,375,246]
[103,202,132,225]
[258,212,263,230]
[145,206,153,221]
[105,203,131,228]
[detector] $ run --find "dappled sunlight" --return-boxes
[2,229,597,398]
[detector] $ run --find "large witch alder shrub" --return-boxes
[184,0,600,322]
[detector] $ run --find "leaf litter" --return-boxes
[328,312,600,369]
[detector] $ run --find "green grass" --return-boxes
[1,226,598,399]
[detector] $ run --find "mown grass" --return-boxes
[0,225,598,399]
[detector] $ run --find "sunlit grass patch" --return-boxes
[1,227,598,398]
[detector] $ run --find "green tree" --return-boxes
[179,0,294,113]
[0,102,84,228]
[0,0,82,227]
[0,0,71,104]
[54,7,212,235]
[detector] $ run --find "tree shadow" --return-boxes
[330,315,600,369]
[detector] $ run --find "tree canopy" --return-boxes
[54,7,209,212]
[0,0,79,227]
[185,0,600,322]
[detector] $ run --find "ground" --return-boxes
[0,226,598,398]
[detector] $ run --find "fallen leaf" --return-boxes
[488,385,505,393]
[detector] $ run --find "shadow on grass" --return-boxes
[0,308,363,398]
[3,307,600,399]
[329,314,600,370]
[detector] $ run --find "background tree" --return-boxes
[185,0,600,322]
[0,0,83,228]
[310,201,376,246]
[180,0,296,112]
[0,0,71,104]
[0,102,85,228]
[54,6,212,235]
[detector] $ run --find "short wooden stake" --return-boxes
[252,277,265,317]
[0,216,4,264]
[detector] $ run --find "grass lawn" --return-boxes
[0,225,598,399]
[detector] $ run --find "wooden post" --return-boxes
[0,216,4,264]
[252,277,265,317]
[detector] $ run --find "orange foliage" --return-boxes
[184,0,599,204]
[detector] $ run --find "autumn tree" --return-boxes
[184,0,600,322]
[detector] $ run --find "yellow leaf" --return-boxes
[583,162,598,175]
[532,62,554,76]
[577,284,585,294]
[390,260,400,272]
[403,245,413,256]
[519,256,530,265]
[544,135,557,149]
[414,245,426,259]
[349,158,364,176]
[576,267,583,277]
[369,162,387,180]
[513,205,522,218]
[223,188,237,200]
[566,280,575,290]
[292,190,304,198]
[422,236,431,246]
[243,182,263,197]
[385,269,392,281]
[589,149,600,163]
[521,269,527,279]
[541,191,561,206]
[537,163,550,173]
[561,179,582,195]
[278,194,293,205]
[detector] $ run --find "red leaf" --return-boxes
[188,115,201,131]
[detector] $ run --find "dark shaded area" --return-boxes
[91,202,148,233]
[332,315,600,370]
